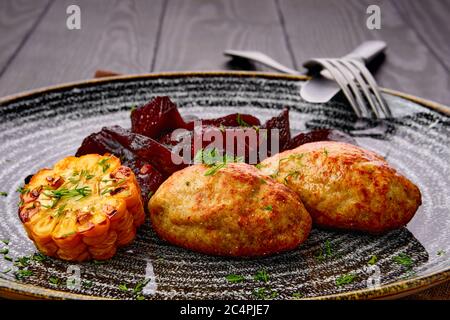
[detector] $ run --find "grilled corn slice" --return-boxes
[18,154,145,261]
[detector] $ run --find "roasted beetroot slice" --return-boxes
[131,96,187,139]
[261,108,291,153]
[132,161,164,205]
[185,113,260,129]
[286,129,357,149]
[75,129,125,158]
[102,126,186,177]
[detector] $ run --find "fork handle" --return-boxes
[344,40,387,63]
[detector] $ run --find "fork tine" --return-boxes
[327,59,371,118]
[317,59,363,118]
[348,59,392,118]
[337,59,381,118]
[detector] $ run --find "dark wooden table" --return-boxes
[0,0,448,299]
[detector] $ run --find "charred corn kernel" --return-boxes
[18,154,145,261]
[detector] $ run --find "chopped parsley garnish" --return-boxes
[148,191,154,199]
[316,239,334,261]
[14,256,30,268]
[136,294,145,300]
[195,148,242,176]
[61,231,76,238]
[98,157,111,173]
[292,292,304,299]
[255,163,264,169]
[16,186,29,194]
[323,148,329,156]
[263,205,273,211]
[437,250,445,256]
[133,278,150,294]
[1,239,10,245]
[225,274,245,283]
[2,268,11,274]
[336,273,357,287]
[394,253,413,269]
[236,113,250,127]
[279,153,304,164]
[0,248,9,255]
[54,204,67,217]
[0,191,7,197]
[368,255,378,265]
[45,186,92,201]
[252,287,277,300]
[15,269,33,280]
[118,283,129,292]
[32,252,46,262]
[83,280,93,288]
[4,255,12,262]
[254,270,269,283]
[204,163,227,176]
[283,171,299,184]
[49,276,61,285]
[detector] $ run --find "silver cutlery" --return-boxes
[224,41,391,118]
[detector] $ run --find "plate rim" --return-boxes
[0,70,449,300]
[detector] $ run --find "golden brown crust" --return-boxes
[18,154,145,261]
[259,141,422,234]
[149,163,311,256]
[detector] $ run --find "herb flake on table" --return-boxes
[1,239,10,245]
[225,274,245,283]
[0,248,8,255]
[0,191,7,197]
[437,250,445,256]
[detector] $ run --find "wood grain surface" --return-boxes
[277,0,450,105]
[152,0,293,72]
[0,0,51,75]
[0,0,448,299]
[0,0,164,97]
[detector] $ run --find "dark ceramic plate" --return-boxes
[0,72,449,300]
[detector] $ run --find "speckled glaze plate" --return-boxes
[0,72,449,300]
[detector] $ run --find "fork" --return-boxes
[225,43,392,118]
[303,57,391,118]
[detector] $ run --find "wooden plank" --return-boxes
[393,0,450,70]
[278,0,450,105]
[0,0,164,97]
[153,0,294,72]
[0,0,51,75]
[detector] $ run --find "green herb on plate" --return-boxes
[49,276,61,285]
[225,274,245,283]
[336,273,357,287]
[393,253,413,269]
[254,269,269,283]
[292,292,304,299]
[368,255,378,265]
